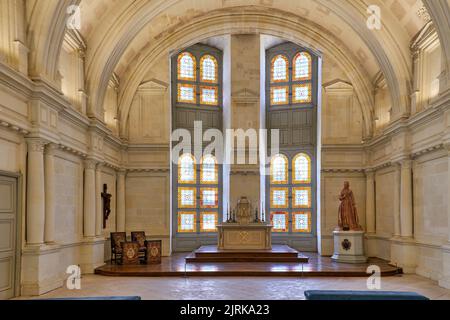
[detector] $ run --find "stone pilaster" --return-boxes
[83,159,97,238]
[393,163,401,237]
[44,143,58,243]
[390,159,417,273]
[116,170,126,232]
[95,163,103,236]
[400,159,413,238]
[26,139,47,245]
[439,146,450,289]
[365,169,375,234]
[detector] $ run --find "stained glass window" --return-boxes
[271,188,289,208]
[293,187,311,208]
[271,212,288,232]
[293,84,311,103]
[293,52,311,80]
[178,187,196,208]
[178,52,196,80]
[271,55,288,82]
[293,212,311,232]
[201,155,218,184]
[178,84,196,103]
[271,86,288,105]
[200,188,218,208]
[200,212,218,232]
[178,154,196,184]
[200,86,218,105]
[200,55,218,83]
[178,212,196,232]
[293,153,311,184]
[270,154,288,184]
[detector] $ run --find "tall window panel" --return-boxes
[172,44,223,251]
[266,42,318,251]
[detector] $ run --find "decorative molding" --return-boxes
[127,167,170,173]
[416,6,432,23]
[231,88,259,106]
[412,143,444,158]
[0,119,30,136]
[137,79,168,94]
[321,168,365,173]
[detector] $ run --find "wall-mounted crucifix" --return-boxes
[101,184,112,229]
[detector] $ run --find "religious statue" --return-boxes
[101,184,112,229]
[336,181,362,231]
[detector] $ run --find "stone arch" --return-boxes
[79,1,413,132]
[117,10,375,139]
[27,0,80,86]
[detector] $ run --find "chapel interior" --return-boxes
[1,0,450,300]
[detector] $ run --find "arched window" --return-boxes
[270,154,288,184]
[172,44,223,249]
[293,52,311,81]
[200,55,218,83]
[178,154,196,184]
[178,52,196,80]
[266,43,318,248]
[201,155,218,184]
[293,153,311,184]
[271,55,288,82]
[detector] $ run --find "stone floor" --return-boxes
[17,274,450,300]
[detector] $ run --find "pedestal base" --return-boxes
[331,231,367,264]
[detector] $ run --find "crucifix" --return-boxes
[101,184,112,229]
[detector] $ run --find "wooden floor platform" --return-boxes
[185,245,309,263]
[95,252,402,277]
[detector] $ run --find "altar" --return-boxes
[217,197,272,250]
[217,223,272,250]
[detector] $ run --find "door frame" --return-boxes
[0,170,22,299]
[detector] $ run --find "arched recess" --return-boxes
[423,0,450,92]
[116,10,376,139]
[79,1,413,135]
[27,0,80,86]
[318,0,413,118]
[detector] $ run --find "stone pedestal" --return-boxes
[331,231,367,263]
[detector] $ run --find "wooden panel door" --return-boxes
[0,176,17,299]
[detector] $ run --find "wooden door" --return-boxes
[0,176,17,299]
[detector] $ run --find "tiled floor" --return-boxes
[17,274,450,300]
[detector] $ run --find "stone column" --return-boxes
[400,159,413,238]
[365,170,375,234]
[44,143,57,243]
[95,163,103,236]
[393,163,401,237]
[116,170,126,232]
[26,139,46,245]
[83,160,97,238]
[440,146,450,289]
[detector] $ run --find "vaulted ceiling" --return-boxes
[25,0,450,138]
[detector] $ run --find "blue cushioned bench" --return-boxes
[304,290,429,301]
[40,296,141,300]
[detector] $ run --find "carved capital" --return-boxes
[400,159,413,169]
[364,169,375,179]
[84,159,98,170]
[27,139,47,153]
[117,169,127,177]
[45,143,59,156]
[96,162,105,171]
